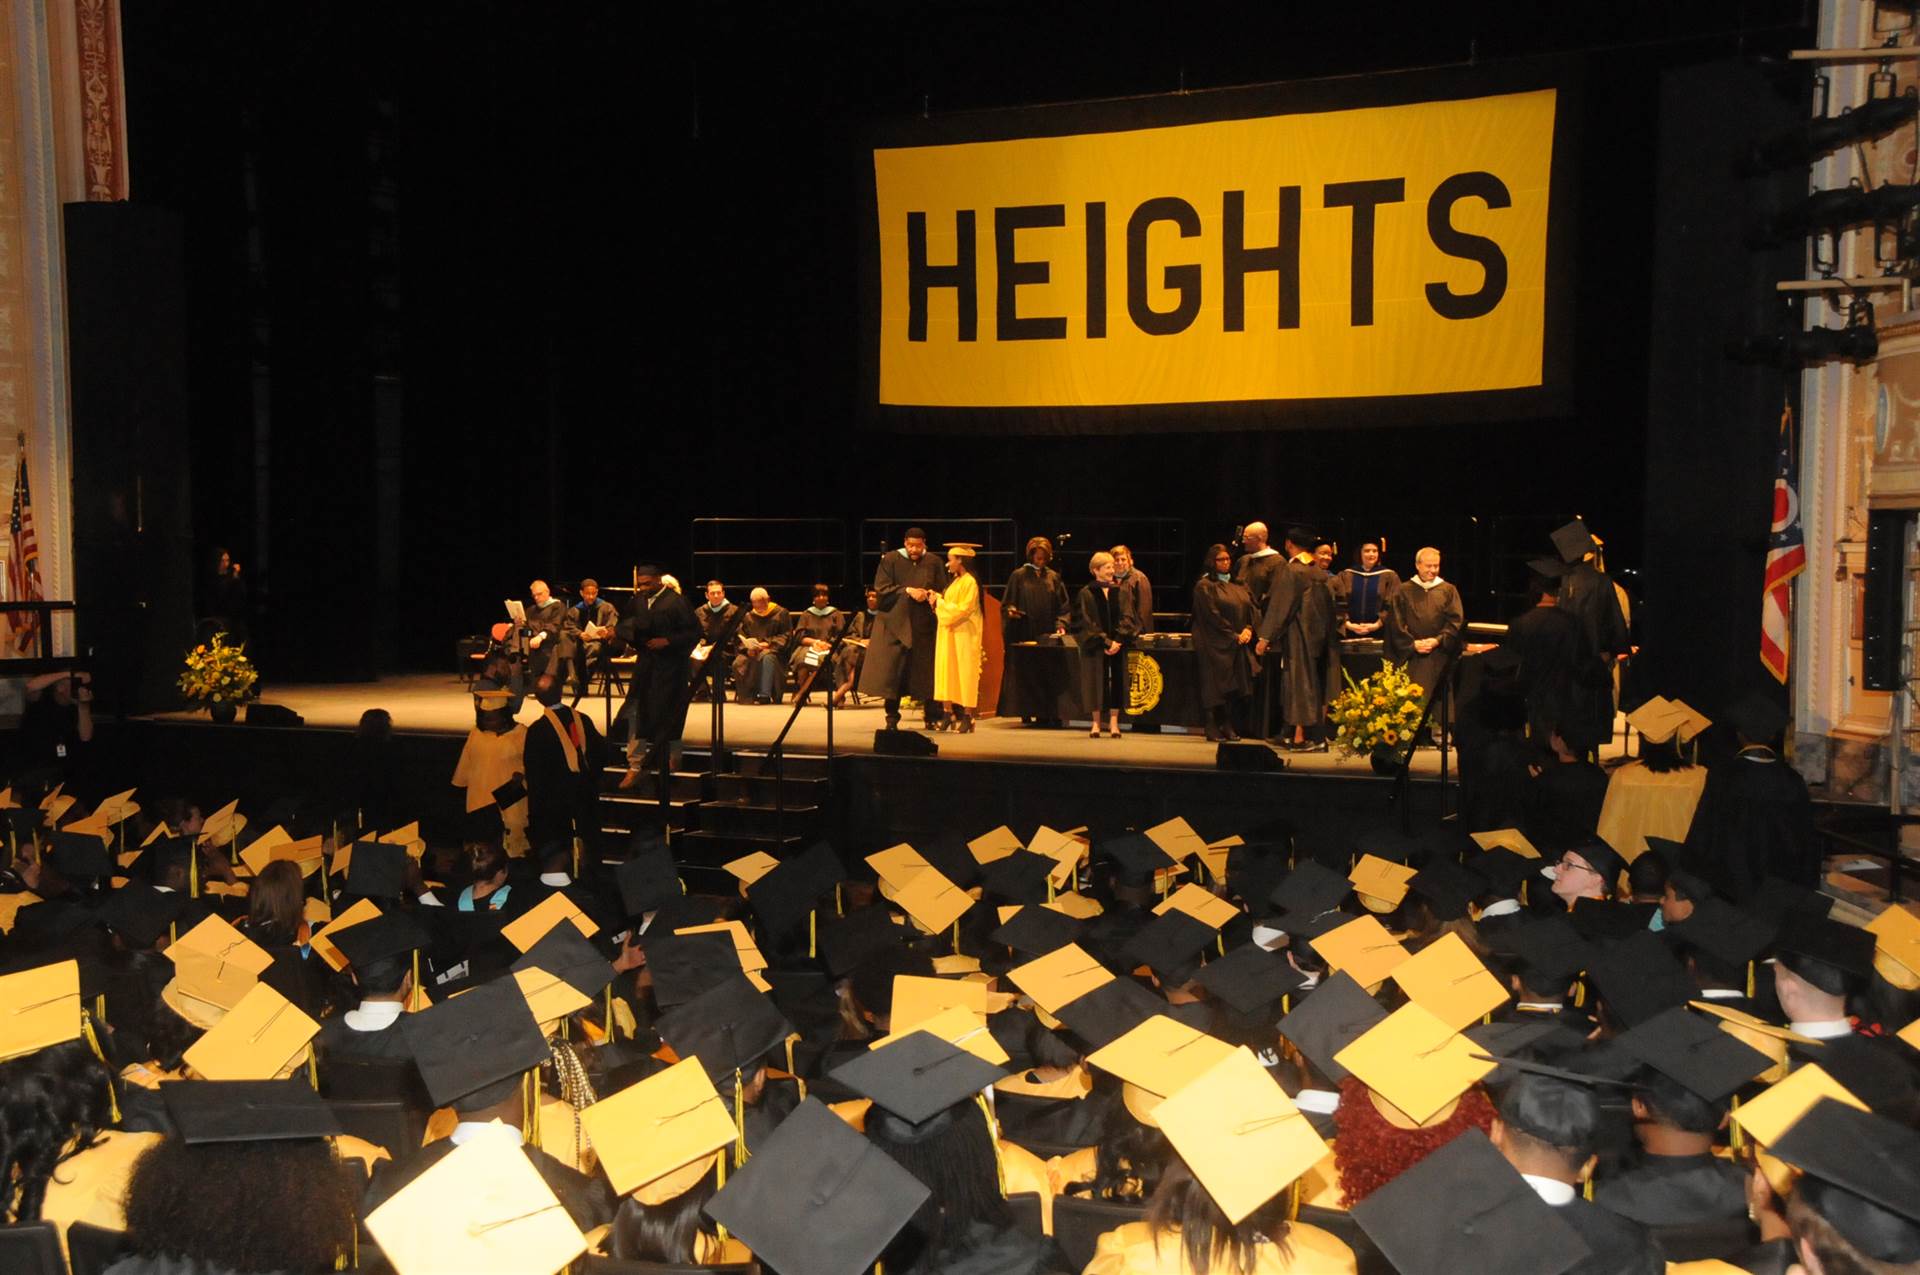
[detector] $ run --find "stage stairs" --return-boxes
[596,747,829,892]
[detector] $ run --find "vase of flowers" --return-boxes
[1329,662,1426,771]
[179,632,259,722]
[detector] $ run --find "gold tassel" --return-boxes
[524,1069,541,1149]
[836,883,844,917]
[809,908,817,959]
[189,840,199,898]
[976,1093,1008,1197]
[1287,1178,1301,1222]
[1746,961,1755,1000]
[1729,1095,1745,1151]
[307,1045,320,1089]
[604,986,615,1042]
[732,1069,747,1165]
[786,1036,807,1102]
[80,1011,120,1124]
[712,1149,730,1244]
[952,920,962,954]
[1582,1177,1593,1202]
[572,837,582,880]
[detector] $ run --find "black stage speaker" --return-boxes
[1863,509,1912,692]
[244,703,305,727]
[873,728,939,757]
[1216,742,1285,771]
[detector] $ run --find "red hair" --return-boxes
[1331,1077,1495,1205]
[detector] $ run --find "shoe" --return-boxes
[1204,725,1220,741]
[1106,727,1121,739]
[1223,726,1241,741]
[956,716,975,734]
[885,716,901,731]
[616,765,642,791]
[1088,728,1102,738]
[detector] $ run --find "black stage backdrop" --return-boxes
[113,2,1810,690]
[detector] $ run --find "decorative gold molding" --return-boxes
[72,0,117,200]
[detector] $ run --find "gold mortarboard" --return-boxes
[870,1004,1010,1066]
[377,821,427,857]
[140,823,175,849]
[891,974,987,1034]
[968,826,1024,865]
[36,782,63,811]
[310,897,383,973]
[1086,1015,1236,1123]
[892,864,974,935]
[1045,891,1106,920]
[994,1063,1093,1100]
[514,966,594,1035]
[501,891,599,953]
[168,914,273,985]
[1007,943,1113,1014]
[1730,1063,1867,1148]
[43,794,75,826]
[1868,905,1920,991]
[1028,826,1088,887]
[365,1129,587,1275]
[1349,855,1418,913]
[302,896,333,926]
[673,921,768,973]
[932,954,982,975]
[1898,1016,1920,1052]
[237,825,295,877]
[723,851,781,886]
[1144,817,1209,863]
[1153,883,1239,930]
[0,960,81,1061]
[200,800,244,846]
[1310,914,1410,987]
[182,981,320,1081]
[1153,1046,1330,1225]
[944,542,980,557]
[866,843,929,892]
[1470,828,1540,859]
[94,788,140,824]
[0,786,15,809]
[1389,932,1510,1031]
[1335,1002,1495,1125]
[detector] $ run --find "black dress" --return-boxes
[1073,583,1137,713]
[1190,576,1254,710]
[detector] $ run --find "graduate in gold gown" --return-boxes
[933,543,984,732]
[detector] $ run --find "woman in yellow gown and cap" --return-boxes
[932,543,984,732]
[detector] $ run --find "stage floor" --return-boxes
[141,674,1627,775]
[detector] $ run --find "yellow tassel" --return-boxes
[1746,961,1755,1000]
[307,1045,320,1089]
[809,908,817,959]
[1729,1095,1745,1151]
[80,1012,120,1124]
[605,987,615,1042]
[572,837,582,880]
[975,1093,1008,1197]
[1582,1177,1593,1202]
[1287,1178,1301,1222]
[524,1069,541,1149]
[952,920,962,954]
[836,883,844,917]
[1573,980,1585,1009]
[189,840,199,898]
[786,1036,807,1102]
[732,1069,747,1165]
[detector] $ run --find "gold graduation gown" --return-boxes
[933,571,984,707]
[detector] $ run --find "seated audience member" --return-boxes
[788,582,848,705]
[1084,1152,1357,1275]
[570,576,622,700]
[1593,1067,1745,1228]
[694,580,739,699]
[732,587,793,704]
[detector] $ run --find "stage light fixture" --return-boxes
[1726,302,1879,367]
[1749,87,1916,169]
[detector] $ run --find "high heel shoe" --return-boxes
[955,715,975,734]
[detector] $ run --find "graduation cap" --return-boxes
[1613,1005,1773,1104]
[1568,898,1657,942]
[366,1129,587,1275]
[1195,943,1307,1016]
[1468,848,1536,903]
[747,840,842,936]
[615,843,682,917]
[1096,832,1171,886]
[1053,976,1169,1052]
[159,1078,342,1143]
[1586,930,1698,1028]
[400,976,552,1110]
[1491,917,1593,989]
[818,905,905,977]
[1725,690,1790,744]
[47,829,111,880]
[98,881,185,948]
[641,930,740,1009]
[1337,1003,1498,1125]
[705,1098,930,1275]
[1771,1099,1920,1264]
[1526,556,1570,582]
[830,1028,1006,1126]
[1007,942,1114,1014]
[1776,912,1875,996]
[1666,897,1775,985]
[1390,932,1510,1032]
[1463,1019,1589,1084]
[978,849,1057,903]
[1353,1128,1591,1275]
[1274,904,1352,942]
[1123,909,1216,985]
[0,960,83,1061]
[182,981,322,1081]
[579,1056,735,1201]
[988,905,1083,956]
[1276,972,1387,1083]
[1408,858,1483,922]
[511,925,615,1000]
[329,910,430,970]
[489,777,526,811]
[915,830,981,890]
[345,839,408,900]
[1225,848,1291,917]
[1269,860,1351,918]
[655,972,794,1087]
[1549,518,1595,565]
[1548,837,1625,891]
[1153,1045,1331,1225]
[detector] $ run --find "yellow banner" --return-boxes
[874,89,1555,408]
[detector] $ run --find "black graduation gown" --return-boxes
[1553,1196,1665,1275]
[1003,563,1071,644]
[1593,1153,1747,1228]
[1462,732,1532,833]
[1524,757,1610,852]
[859,550,948,701]
[524,707,590,854]
[315,1011,413,1062]
[524,598,577,678]
[616,584,701,748]
[1232,550,1285,615]
[1190,577,1255,709]
[1509,603,1586,750]
[363,1137,615,1233]
[1559,563,1630,749]
[1072,583,1138,709]
[1334,567,1401,630]
[1261,558,1340,731]
[1383,579,1464,702]
[1682,748,1818,899]
[731,604,794,699]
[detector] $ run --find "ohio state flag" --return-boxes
[1760,402,1804,683]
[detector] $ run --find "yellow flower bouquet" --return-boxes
[178,632,259,711]
[1329,662,1426,766]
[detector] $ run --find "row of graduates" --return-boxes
[2,759,1918,1275]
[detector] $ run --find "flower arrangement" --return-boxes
[178,632,259,706]
[1329,662,1426,763]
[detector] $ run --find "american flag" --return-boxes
[1760,402,1805,684]
[8,437,40,656]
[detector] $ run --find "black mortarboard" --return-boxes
[705,1098,930,1275]
[399,977,551,1109]
[1095,833,1166,886]
[1194,943,1307,1015]
[1770,1100,1920,1264]
[1558,838,1626,890]
[1747,876,1831,925]
[979,850,1057,903]
[3,807,43,844]
[1463,1020,1589,1082]
[655,972,795,1086]
[1268,861,1350,918]
[511,924,615,999]
[988,906,1084,956]
[1492,917,1593,988]
[1667,898,1775,981]
[1568,898,1657,942]
[917,830,981,890]
[641,930,740,1009]
[98,882,185,948]
[345,840,408,900]
[818,905,905,977]
[1276,972,1386,1084]
[489,777,526,810]
[48,830,110,880]
[1549,519,1593,565]
[1225,850,1290,917]
[1053,976,1168,1052]
[1586,931,1697,1028]
[747,841,842,936]
[160,1079,342,1144]
[1282,523,1319,548]
[828,1029,1007,1125]
[1615,1006,1773,1103]
[1776,912,1875,996]
[615,843,683,917]
[1351,1129,1591,1275]
[1470,847,1536,900]
[1527,556,1571,581]
[1124,910,1215,985]
[1409,859,1483,922]
[1273,905,1350,942]
[1726,691,1790,744]
[330,910,430,968]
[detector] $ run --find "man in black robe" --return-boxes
[1383,546,1464,728]
[857,526,947,730]
[693,580,739,701]
[1232,521,1286,735]
[1255,526,1340,749]
[1003,535,1071,727]
[616,564,700,784]
[1525,732,1610,853]
[1552,519,1632,754]
[1509,558,1585,759]
[568,577,621,702]
[1593,1070,1747,1228]
[731,588,794,704]
[523,676,595,858]
[523,579,576,681]
[1683,692,1818,899]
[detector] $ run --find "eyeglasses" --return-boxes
[1554,857,1597,876]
